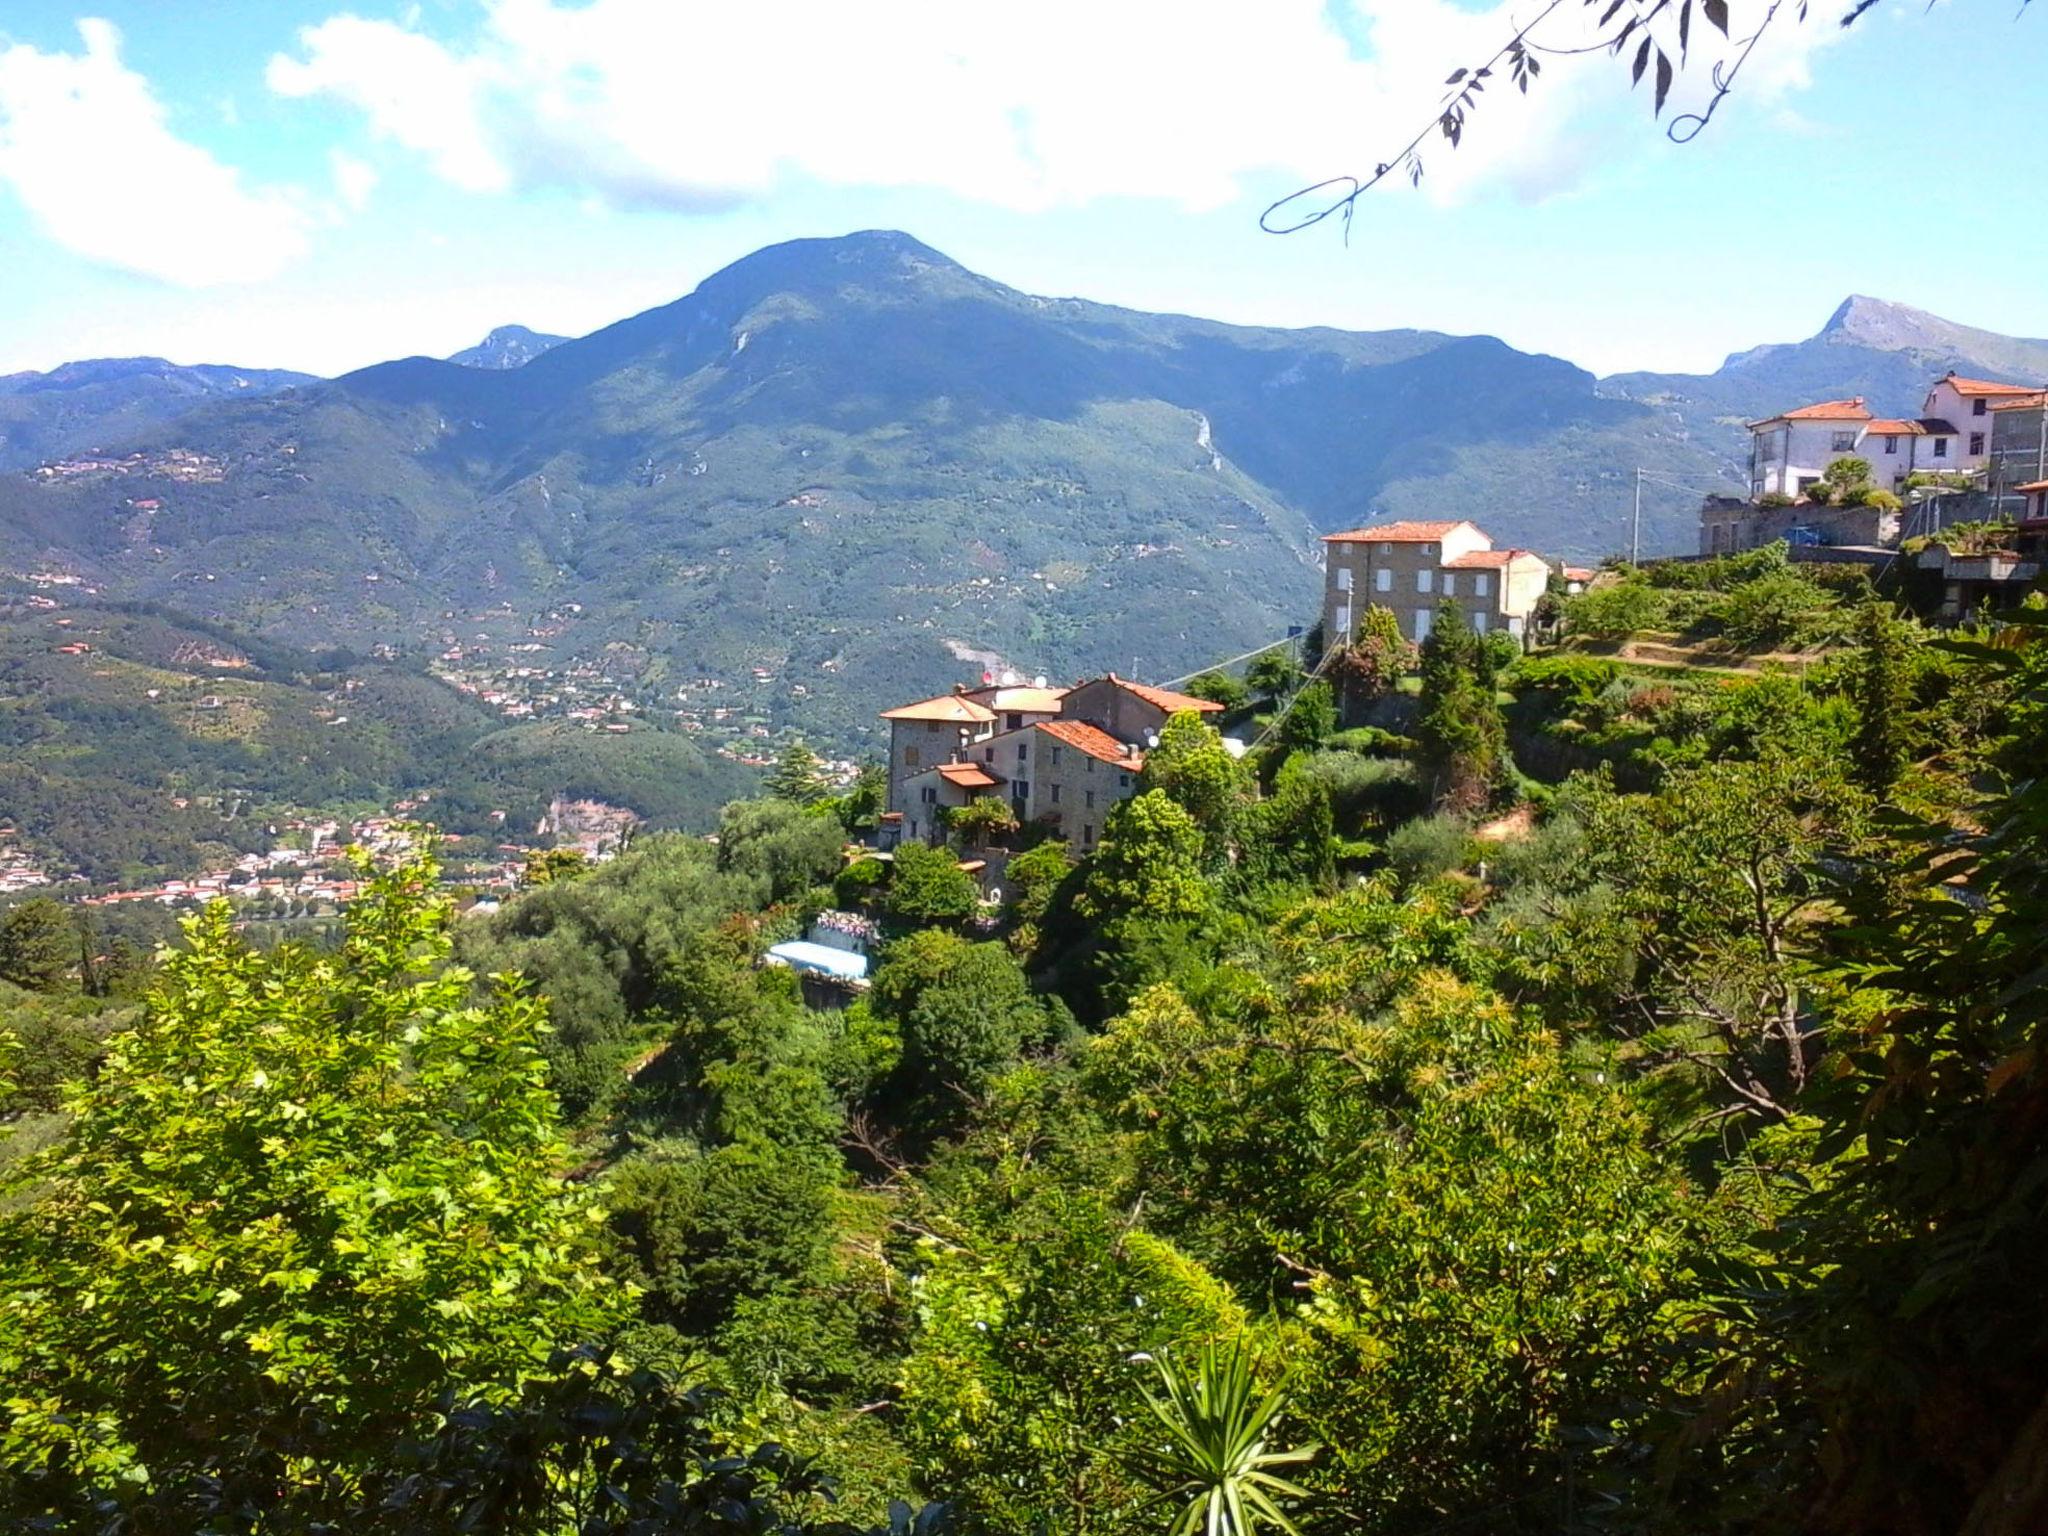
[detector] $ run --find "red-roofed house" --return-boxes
[1748,398,1874,500]
[878,672,1207,846]
[1924,372,2043,473]
[1319,520,1550,646]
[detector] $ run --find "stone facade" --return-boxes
[1320,520,1550,646]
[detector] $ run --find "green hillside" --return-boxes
[7,241,2047,752]
[0,593,752,883]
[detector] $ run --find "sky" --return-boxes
[1,0,2043,380]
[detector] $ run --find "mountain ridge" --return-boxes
[8,235,2048,752]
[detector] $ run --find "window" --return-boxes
[1413,607,1433,643]
[1974,398,1988,416]
[1442,573,1456,597]
[1332,603,1351,639]
[1050,783,1061,804]
[1473,611,1488,632]
[1085,758,1095,773]
[1050,746,1062,766]
[1832,431,1856,453]
[1083,823,1096,845]
[926,721,942,734]
[1005,712,1021,730]
[1473,572,1490,597]
[904,746,921,767]
[1335,566,1353,592]
[920,786,937,804]
[1423,544,1435,555]
[1085,788,1096,809]
[1374,567,1392,593]
[1884,435,1899,452]
[1379,541,1393,553]
[1417,569,1433,594]
[1934,438,1949,459]
[1970,432,1986,456]
[1507,615,1525,637]
[983,746,994,762]
[1118,772,1131,788]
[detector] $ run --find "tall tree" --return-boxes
[1141,711,1248,867]
[1850,598,1913,798]
[0,851,623,1516]
[0,898,75,993]
[767,739,830,805]
[1414,601,1506,814]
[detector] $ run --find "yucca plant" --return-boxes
[1125,1342,1319,1536]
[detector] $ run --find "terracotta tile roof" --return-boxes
[1036,718,1143,766]
[1939,372,2039,397]
[937,762,1002,789]
[1445,547,1547,570]
[2017,480,2048,493]
[1864,418,1925,435]
[1990,393,2048,411]
[1917,417,1960,435]
[1322,519,1480,545]
[1753,398,1869,426]
[880,692,997,724]
[1563,566,1597,582]
[971,685,1068,713]
[1105,674,1225,714]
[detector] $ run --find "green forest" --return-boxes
[2,557,2045,1534]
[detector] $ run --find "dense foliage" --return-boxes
[6,576,2048,1533]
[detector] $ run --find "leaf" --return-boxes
[1445,67,1468,83]
[1631,35,1653,85]
[1679,0,1692,58]
[1654,48,1674,114]
[1704,0,1730,32]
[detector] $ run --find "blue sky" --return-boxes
[1,0,2043,380]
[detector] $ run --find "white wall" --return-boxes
[1923,380,1995,471]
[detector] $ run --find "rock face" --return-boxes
[446,325,570,370]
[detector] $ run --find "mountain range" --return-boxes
[5,232,2045,746]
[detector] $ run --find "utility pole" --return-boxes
[1630,467,1643,565]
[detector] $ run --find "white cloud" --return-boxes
[330,148,379,212]
[0,19,313,286]
[266,0,1844,218]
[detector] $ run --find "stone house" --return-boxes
[1319,520,1550,646]
[879,673,1221,847]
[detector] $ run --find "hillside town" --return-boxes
[1701,367,2048,615]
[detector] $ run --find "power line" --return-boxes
[1157,635,1297,689]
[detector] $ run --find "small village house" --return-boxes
[1318,520,1550,647]
[879,672,1223,848]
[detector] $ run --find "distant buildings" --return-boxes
[879,672,1224,849]
[1711,370,2048,557]
[1318,520,1550,647]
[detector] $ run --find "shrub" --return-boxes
[832,857,887,910]
[1757,491,1796,509]
[944,796,1019,849]
[1385,813,1478,885]
[1506,654,1621,711]
[1295,752,1424,836]
[1567,581,1663,639]
[1717,570,1835,651]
